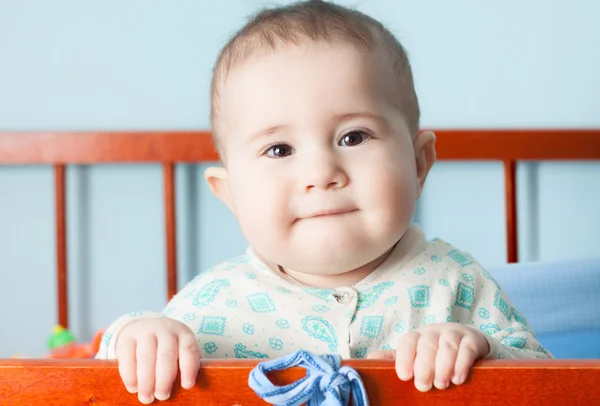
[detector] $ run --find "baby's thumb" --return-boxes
[366,350,396,360]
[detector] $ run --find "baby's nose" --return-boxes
[305,179,342,192]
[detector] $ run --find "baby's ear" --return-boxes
[414,130,437,197]
[204,166,234,213]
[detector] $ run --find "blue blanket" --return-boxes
[488,258,600,358]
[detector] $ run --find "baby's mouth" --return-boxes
[308,208,357,218]
[292,208,358,224]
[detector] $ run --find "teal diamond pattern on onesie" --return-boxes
[455,282,475,310]
[360,315,384,338]
[447,249,473,267]
[502,336,527,349]
[408,285,430,308]
[494,290,511,319]
[198,316,226,336]
[480,323,501,335]
[247,293,277,313]
[301,316,338,352]
[511,308,528,326]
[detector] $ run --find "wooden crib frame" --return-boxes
[1,129,600,404]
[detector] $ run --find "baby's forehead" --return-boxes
[221,39,397,100]
[224,38,374,77]
[219,44,388,111]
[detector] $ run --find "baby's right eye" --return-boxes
[264,143,294,158]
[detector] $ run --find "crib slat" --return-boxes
[0,131,218,164]
[432,129,600,160]
[163,163,178,300]
[2,130,599,165]
[504,160,518,263]
[54,164,69,328]
[0,359,599,405]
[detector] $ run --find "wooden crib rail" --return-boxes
[1,129,599,329]
[1,359,599,405]
[0,131,217,163]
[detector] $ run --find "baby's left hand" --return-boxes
[368,323,490,392]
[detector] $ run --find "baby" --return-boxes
[96,0,553,403]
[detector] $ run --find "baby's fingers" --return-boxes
[136,335,158,404]
[178,331,202,389]
[433,331,461,390]
[413,332,439,392]
[452,335,480,385]
[395,332,419,381]
[116,336,138,394]
[153,335,179,401]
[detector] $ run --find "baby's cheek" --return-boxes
[235,192,290,243]
[369,177,415,220]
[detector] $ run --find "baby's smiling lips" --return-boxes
[304,208,358,219]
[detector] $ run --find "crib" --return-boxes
[1,129,599,405]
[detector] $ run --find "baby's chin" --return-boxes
[276,244,389,276]
[247,223,404,277]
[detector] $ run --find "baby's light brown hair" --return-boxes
[210,0,420,153]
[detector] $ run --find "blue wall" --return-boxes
[1,0,598,357]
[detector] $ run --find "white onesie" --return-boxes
[96,225,552,361]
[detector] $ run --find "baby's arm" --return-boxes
[95,273,205,360]
[369,263,552,392]
[474,268,553,360]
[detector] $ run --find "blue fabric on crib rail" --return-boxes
[487,258,600,358]
[248,349,369,406]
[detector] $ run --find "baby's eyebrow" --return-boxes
[247,124,289,145]
[334,112,386,124]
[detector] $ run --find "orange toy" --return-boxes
[47,325,104,359]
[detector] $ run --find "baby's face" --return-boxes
[211,41,425,277]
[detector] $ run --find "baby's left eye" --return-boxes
[339,131,370,147]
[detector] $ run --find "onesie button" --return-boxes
[333,289,355,304]
[334,291,350,303]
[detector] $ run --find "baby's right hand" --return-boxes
[115,318,201,404]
